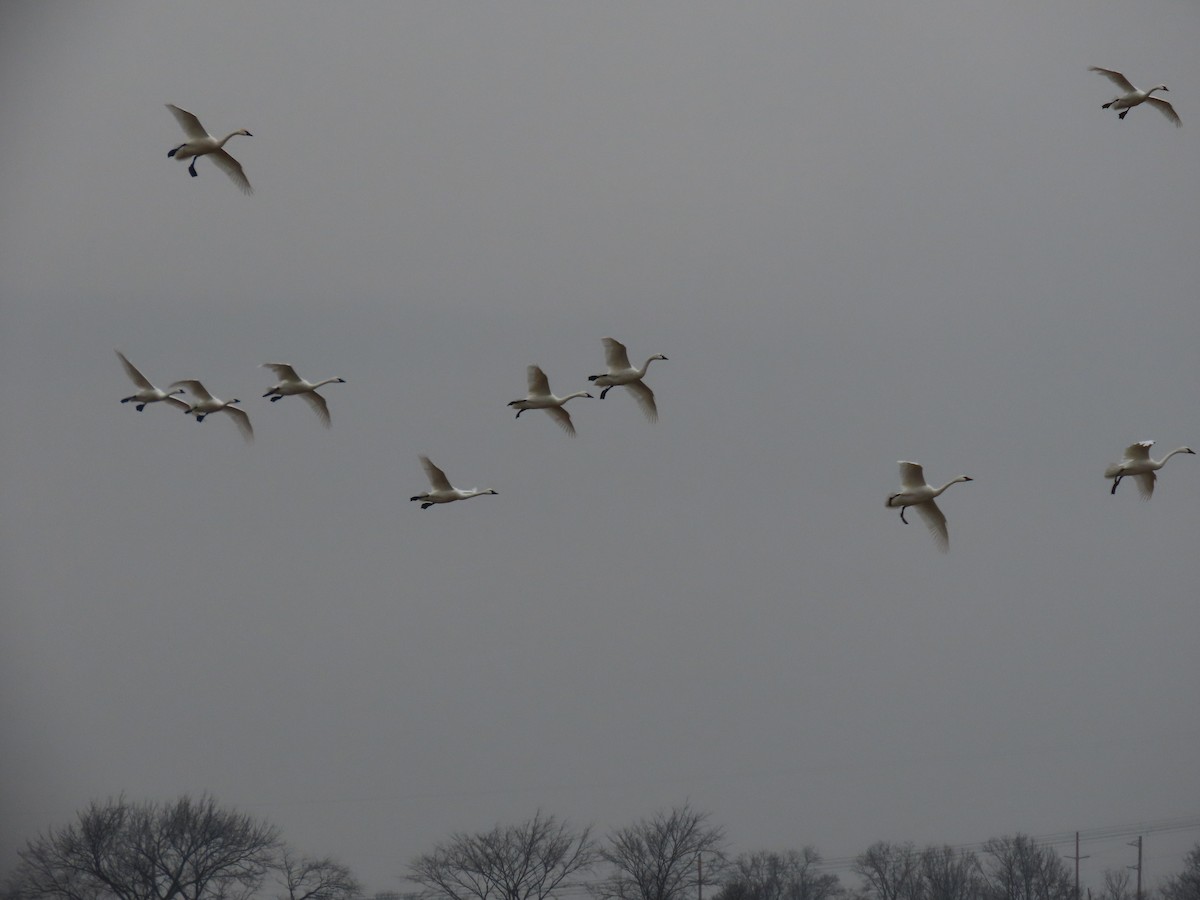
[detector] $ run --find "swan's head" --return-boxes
[485,489,498,495]
[239,129,253,137]
[229,398,243,405]
[959,476,974,483]
[336,378,347,383]
[1184,448,1196,454]
[654,354,669,361]
[171,388,186,396]
[583,392,595,398]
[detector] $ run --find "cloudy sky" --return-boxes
[2,1,1198,894]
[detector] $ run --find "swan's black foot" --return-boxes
[514,410,523,418]
[1118,110,1128,120]
[121,396,133,404]
[188,160,199,177]
[136,404,147,411]
[588,375,599,382]
[270,395,282,402]
[600,387,611,399]
[410,496,421,502]
[196,414,206,422]
[899,508,909,524]
[421,503,433,510]
[1110,477,1122,495]
[168,146,179,158]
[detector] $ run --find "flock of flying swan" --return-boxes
[116,351,346,443]
[145,69,1192,547]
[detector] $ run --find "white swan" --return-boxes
[261,363,346,427]
[1089,67,1181,126]
[116,350,188,411]
[165,104,254,193]
[886,461,973,551]
[508,365,592,436]
[588,337,667,422]
[170,379,254,443]
[1105,440,1194,498]
[410,456,498,509]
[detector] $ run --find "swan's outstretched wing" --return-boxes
[545,406,577,436]
[223,406,254,443]
[211,148,253,194]
[915,499,950,552]
[262,363,302,383]
[601,337,632,372]
[420,456,453,492]
[624,380,659,422]
[301,391,332,427]
[526,365,552,397]
[171,379,215,402]
[1146,96,1182,126]
[115,351,153,390]
[1124,441,1154,462]
[898,461,927,489]
[1089,67,1136,93]
[1135,471,1156,499]
[166,104,209,140]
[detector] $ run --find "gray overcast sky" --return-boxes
[2,1,1198,894]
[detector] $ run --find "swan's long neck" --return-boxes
[314,378,342,389]
[932,477,970,497]
[1147,85,1167,97]
[638,357,661,377]
[561,391,591,403]
[1157,448,1193,466]
[217,131,244,148]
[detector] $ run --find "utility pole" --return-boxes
[1064,831,1090,900]
[1128,836,1143,900]
[698,854,703,900]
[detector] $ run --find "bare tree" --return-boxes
[919,846,981,900]
[408,811,595,900]
[854,843,924,900]
[715,849,843,900]
[595,803,727,900]
[5,795,280,900]
[1159,845,1200,900]
[979,835,1073,900]
[1096,869,1133,900]
[277,852,362,900]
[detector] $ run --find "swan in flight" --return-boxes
[261,363,346,427]
[1105,440,1194,498]
[1089,67,1181,126]
[165,104,254,192]
[410,456,498,509]
[508,365,592,436]
[587,337,667,422]
[886,461,973,551]
[116,350,188,411]
[170,379,254,443]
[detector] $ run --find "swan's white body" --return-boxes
[587,337,667,422]
[1105,441,1194,498]
[410,456,497,509]
[886,461,973,551]
[116,350,188,411]
[166,104,254,193]
[1089,67,1181,126]
[261,363,345,427]
[508,365,592,436]
[170,379,254,443]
